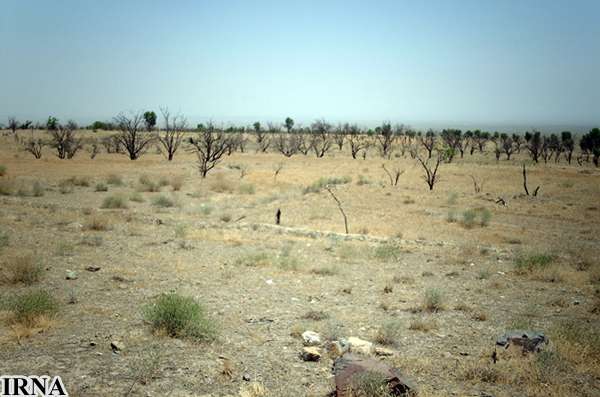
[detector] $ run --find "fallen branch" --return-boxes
[325,186,349,234]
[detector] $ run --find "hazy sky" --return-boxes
[2,0,599,129]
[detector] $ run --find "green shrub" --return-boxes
[137,175,160,192]
[143,292,216,340]
[424,288,444,312]
[152,195,175,208]
[235,253,273,267]
[356,175,371,186]
[199,204,213,215]
[0,165,6,176]
[462,209,477,228]
[303,176,352,194]
[106,174,124,186]
[515,253,554,274]
[58,179,74,194]
[101,195,128,209]
[55,241,75,257]
[349,370,392,397]
[479,208,492,226]
[311,266,338,276]
[373,242,403,261]
[95,183,108,192]
[0,230,8,248]
[4,290,59,326]
[374,320,402,346]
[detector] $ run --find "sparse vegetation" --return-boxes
[515,253,554,274]
[1,254,43,285]
[3,289,59,326]
[374,319,402,345]
[152,195,176,208]
[303,176,351,194]
[423,288,444,312]
[143,292,216,341]
[101,194,128,209]
[95,182,108,192]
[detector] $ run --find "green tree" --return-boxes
[143,111,157,132]
[284,117,294,133]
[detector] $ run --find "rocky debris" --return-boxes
[301,347,321,362]
[374,346,396,357]
[302,331,322,346]
[110,341,125,353]
[346,337,374,356]
[332,353,416,396]
[327,341,348,359]
[496,330,547,353]
[85,266,101,272]
[65,270,78,280]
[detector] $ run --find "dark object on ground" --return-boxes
[496,330,547,353]
[85,266,101,272]
[276,208,281,225]
[332,353,416,396]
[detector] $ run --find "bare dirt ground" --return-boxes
[0,132,599,397]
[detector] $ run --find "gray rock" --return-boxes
[302,330,322,346]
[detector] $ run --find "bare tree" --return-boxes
[48,121,82,159]
[188,123,230,177]
[22,130,44,159]
[347,125,369,159]
[275,132,300,157]
[325,186,349,234]
[525,130,542,163]
[273,162,284,181]
[309,119,333,158]
[252,122,270,153]
[101,135,123,153]
[332,124,346,151]
[500,133,515,160]
[382,164,405,186]
[376,122,398,158]
[522,164,540,196]
[470,175,484,193]
[419,130,437,159]
[416,152,443,190]
[8,117,18,134]
[114,112,155,160]
[157,107,187,161]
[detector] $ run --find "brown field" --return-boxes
[0,131,599,396]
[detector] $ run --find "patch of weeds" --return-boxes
[392,275,414,284]
[461,363,500,384]
[1,254,43,285]
[0,165,6,176]
[137,175,160,192]
[349,370,393,397]
[58,179,74,194]
[303,176,352,194]
[446,209,457,223]
[129,192,145,203]
[302,310,329,321]
[68,176,91,187]
[84,215,110,231]
[101,194,128,209]
[461,207,492,228]
[462,209,477,228]
[80,235,103,247]
[238,183,256,195]
[515,253,554,274]
[3,289,59,327]
[311,265,338,276]
[477,269,491,280]
[199,204,213,216]
[210,174,235,193]
[95,183,108,192]
[234,253,273,267]
[472,311,488,321]
[174,224,187,239]
[408,317,438,332]
[277,245,300,271]
[152,195,175,208]
[356,175,371,186]
[402,196,415,204]
[374,319,402,346]
[55,241,75,257]
[129,346,163,386]
[169,176,184,191]
[453,303,472,312]
[158,177,170,188]
[0,230,8,248]
[106,174,124,186]
[423,288,444,312]
[143,292,216,341]
[373,241,403,262]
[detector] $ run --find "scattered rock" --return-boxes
[347,337,374,356]
[65,270,78,280]
[496,330,547,353]
[302,331,322,346]
[242,374,251,382]
[301,347,321,362]
[332,353,416,396]
[110,341,125,353]
[85,266,101,272]
[374,346,396,357]
[327,341,348,358]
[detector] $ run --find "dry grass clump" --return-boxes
[423,288,444,312]
[238,183,256,195]
[373,319,402,346]
[348,370,392,397]
[234,253,273,267]
[302,310,329,321]
[143,292,216,341]
[1,254,43,285]
[169,176,184,191]
[311,265,338,276]
[58,179,74,194]
[101,194,128,209]
[0,229,8,249]
[106,174,124,186]
[373,242,403,262]
[84,215,111,231]
[129,192,145,202]
[210,173,235,193]
[94,182,108,192]
[136,175,161,192]
[151,195,176,208]
[514,252,554,275]
[408,317,438,332]
[0,178,16,195]
[0,164,6,176]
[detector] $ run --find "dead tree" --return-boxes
[382,164,405,186]
[275,133,300,157]
[522,164,540,196]
[273,162,284,181]
[347,125,369,159]
[309,119,333,158]
[157,107,187,161]
[22,130,44,159]
[332,124,346,151]
[325,186,349,234]
[252,122,271,153]
[188,123,230,177]
[419,130,436,159]
[114,112,155,160]
[376,122,399,158]
[8,117,18,135]
[48,121,82,159]
[416,152,443,191]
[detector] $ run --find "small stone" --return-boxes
[301,347,321,362]
[374,346,395,357]
[110,341,125,353]
[302,331,322,346]
[327,341,347,358]
[65,270,78,280]
[347,337,374,356]
[242,374,251,382]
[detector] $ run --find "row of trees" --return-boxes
[7,114,600,173]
